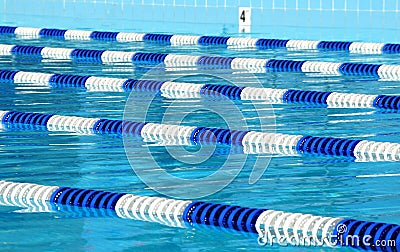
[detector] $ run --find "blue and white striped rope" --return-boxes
[1,43,399,79]
[0,69,398,110]
[1,110,400,161]
[0,26,399,54]
[0,180,398,250]
[0,44,400,80]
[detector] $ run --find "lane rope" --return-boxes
[1,25,399,55]
[0,69,397,110]
[0,180,398,250]
[1,110,400,161]
[1,44,400,79]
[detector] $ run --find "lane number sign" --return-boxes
[238,7,251,33]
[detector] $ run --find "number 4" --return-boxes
[240,10,246,22]
[238,7,251,31]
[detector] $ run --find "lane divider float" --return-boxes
[0,69,398,110]
[0,180,398,250]
[1,44,400,79]
[1,110,400,161]
[0,26,399,54]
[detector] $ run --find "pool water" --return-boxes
[0,34,400,252]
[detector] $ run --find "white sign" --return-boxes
[238,7,251,33]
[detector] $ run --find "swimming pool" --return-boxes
[1,14,400,252]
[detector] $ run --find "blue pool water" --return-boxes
[0,33,400,252]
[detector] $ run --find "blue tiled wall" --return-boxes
[1,0,400,42]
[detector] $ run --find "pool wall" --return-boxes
[1,0,399,42]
